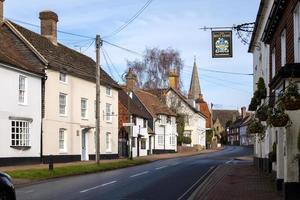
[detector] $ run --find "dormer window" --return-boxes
[59,72,67,83]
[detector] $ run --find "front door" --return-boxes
[81,130,89,161]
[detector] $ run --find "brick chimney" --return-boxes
[125,68,137,91]
[39,10,58,45]
[168,69,179,90]
[0,0,4,22]
[241,106,247,119]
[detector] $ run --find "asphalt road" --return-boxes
[16,146,253,200]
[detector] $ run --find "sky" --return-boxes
[4,0,260,110]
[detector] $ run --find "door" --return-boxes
[148,136,152,155]
[81,131,89,161]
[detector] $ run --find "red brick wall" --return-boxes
[118,101,130,129]
[269,0,299,80]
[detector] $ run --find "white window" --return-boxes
[59,128,66,151]
[294,3,300,62]
[18,75,27,104]
[170,136,175,145]
[106,103,112,122]
[11,120,30,147]
[106,87,112,96]
[158,135,164,145]
[106,132,111,152]
[59,93,67,116]
[81,98,88,119]
[59,72,67,83]
[141,139,146,149]
[281,29,286,67]
[271,48,276,78]
[160,115,167,124]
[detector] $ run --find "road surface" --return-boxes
[16,146,252,200]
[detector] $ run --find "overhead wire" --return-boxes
[101,48,116,80]
[103,0,154,38]
[102,47,122,80]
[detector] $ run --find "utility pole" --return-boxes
[95,35,102,164]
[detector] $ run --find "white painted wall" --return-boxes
[165,90,206,148]
[154,115,177,151]
[131,117,149,157]
[43,69,118,160]
[0,64,41,158]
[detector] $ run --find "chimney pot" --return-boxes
[39,10,58,44]
[0,0,5,22]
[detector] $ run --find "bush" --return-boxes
[182,136,192,144]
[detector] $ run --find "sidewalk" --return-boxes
[0,148,222,172]
[191,161,282,200]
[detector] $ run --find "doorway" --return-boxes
[81,129,89,161]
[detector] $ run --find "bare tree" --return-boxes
[127,47,184,89]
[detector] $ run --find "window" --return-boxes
[184,130,191,138]
[158,135,164,145]
[106,87,112,96]
[59,72,67,83]
[81,98,88,119]
[59,93,67,115]
[160,115,167,124]
[281,29,286,67]
[106,103,112,122]
[59,129,66,151]
[141,139,146,149]
[132,137,136,148]
[294,3,300,62]
[170,136,175,145]
[271,48,276,78]
[11,120,30,147]
[18,75,27,104]
[106,132,111,152]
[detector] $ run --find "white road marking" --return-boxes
[225,159,233,164]
[177,166,216,200]
[130,171,149,178]
[155,165,168,170]
[80,181,117,193]
[24,190,34,194]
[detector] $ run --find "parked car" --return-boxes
[0,172,15,200]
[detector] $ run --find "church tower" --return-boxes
[188,57,202,100]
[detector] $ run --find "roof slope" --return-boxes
[135,89,176,118]
[119,89,150,119]
[212,109,239,128]
[9,21,120,89]
[0,23,45,75]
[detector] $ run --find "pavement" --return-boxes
[190,158,282,200]
[14,146,253,200]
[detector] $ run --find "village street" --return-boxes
[16,146,252,200]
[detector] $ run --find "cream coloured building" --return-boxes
[7,10,121,162]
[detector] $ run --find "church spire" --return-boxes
[188,57,202,100]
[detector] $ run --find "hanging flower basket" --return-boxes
[269,108,289,127]
[247,120,265,135]
[255,105,268,121]
[282,82,300,110]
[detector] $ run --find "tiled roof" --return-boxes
[8,21,120,89]
[135,89,176,117]
[0,23,45,75]
[119,89,150,119]
[212,109,240,128]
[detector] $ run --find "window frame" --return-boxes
[106,132,112,152]
[18,75,27,105]
[271,48,276,78]
[158,135,164,145]
[280,29,286,67]
[294,3,300,62]
[59,93,67,116]
[11,120,30,147]
[59,72,67,83]
[141,139,146,149]
[105,86,112,96]
[59,128,67,152]
[105,103,112,122]
[81,98,88,119]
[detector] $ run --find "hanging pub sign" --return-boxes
[212,30,233,58]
